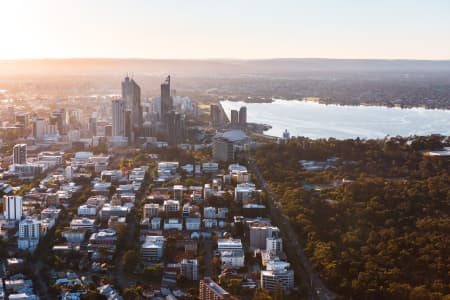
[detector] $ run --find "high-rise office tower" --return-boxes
[89,116,97,136]
[239,106,247,125]
[230,110,239,125]
[160,76,173,122]
[49,110,66,134]
[32,118,46,140]
[167,111,185,145]
[121,76,142,138]
[112,99,126,137]
[15,112,29,128]
[13,144,27,164]
[3,195,23,221]
[210,104,223,127]
[125,109,132,142]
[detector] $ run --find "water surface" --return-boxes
[220,100,450,139]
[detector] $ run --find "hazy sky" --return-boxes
[0,0,449,60]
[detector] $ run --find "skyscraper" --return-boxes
[122,76,142,138]
[239,106,247,125]
[210,104,223,127]
[32,118,46,140]
[160,75,172,122]
[166,110,185,146]
[89,116,97,136]
[230,110,239,125]
[112,99,126,137]
[13,144,27,164]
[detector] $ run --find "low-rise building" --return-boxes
[234,183,256,203]
[62,228,87,243]
[100,204,129,221]
[163,218,183,231]
[185,217,201,231]
[77,204,97,217]
[181,258,199,281]
[260,261,294,293]
[143,203,160,218]
[199,277,232,300]
[88,229,117,253]
[141,235,165,261]
[249,225,280,250]
[40,207,62,219]
[218,239,245,269]
[70,218,96,231]
[204,206,216,219]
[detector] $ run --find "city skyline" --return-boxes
[0,0,449,60]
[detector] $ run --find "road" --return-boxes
[203,239,213,278]
[248,158,337,300]
[112,163,152,289]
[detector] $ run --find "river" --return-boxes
[220,99,450,139]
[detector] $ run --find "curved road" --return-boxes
[248,158,337,300]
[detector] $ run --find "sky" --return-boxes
[0,0,449,60]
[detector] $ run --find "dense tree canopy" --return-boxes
[254,136,449,299]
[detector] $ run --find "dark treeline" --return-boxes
[254,135,449,299]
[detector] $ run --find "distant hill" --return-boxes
[1,58,450,77]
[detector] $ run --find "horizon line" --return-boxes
[1,56,450,62]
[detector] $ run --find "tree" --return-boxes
[274,283,283,300]
[123,287,142,300]
[143,265,163,282]
[253,288,273,300]
[80,292,107,300]
[409,286,431,300]
[122,250,139,273]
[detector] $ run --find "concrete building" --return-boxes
[122,76,142,139]
[17,218,41,251]
[99,204,129,221]
[204,206,216,219]
[210,104,223,127]
[181,258,199,281]
[239,106,247,125]
[266,237,283,255]
[212,130,247,162]
[185,217,201,231]
[112,99,126,137]
[163,199,180,214]
[234,183,256,203]
[70,218,96,232]
[62,228,87,244]
[163,218,183,231]
[141,235,165,261]
[32,118,46,140]
[199,277,232,300]
[160,75,172,122]
[13,144,27,165]
[151,217,161,230]
[202,162,219,173]
[230,110,239,125]
[143,203,160,218]
[166,110,185,145]
[249,225,280,250]
[77,204,97,217]
[261,261,294,293]
[2,196,23,221]
[217,239,245,268]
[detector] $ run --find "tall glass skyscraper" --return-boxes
[121,76,142,139]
